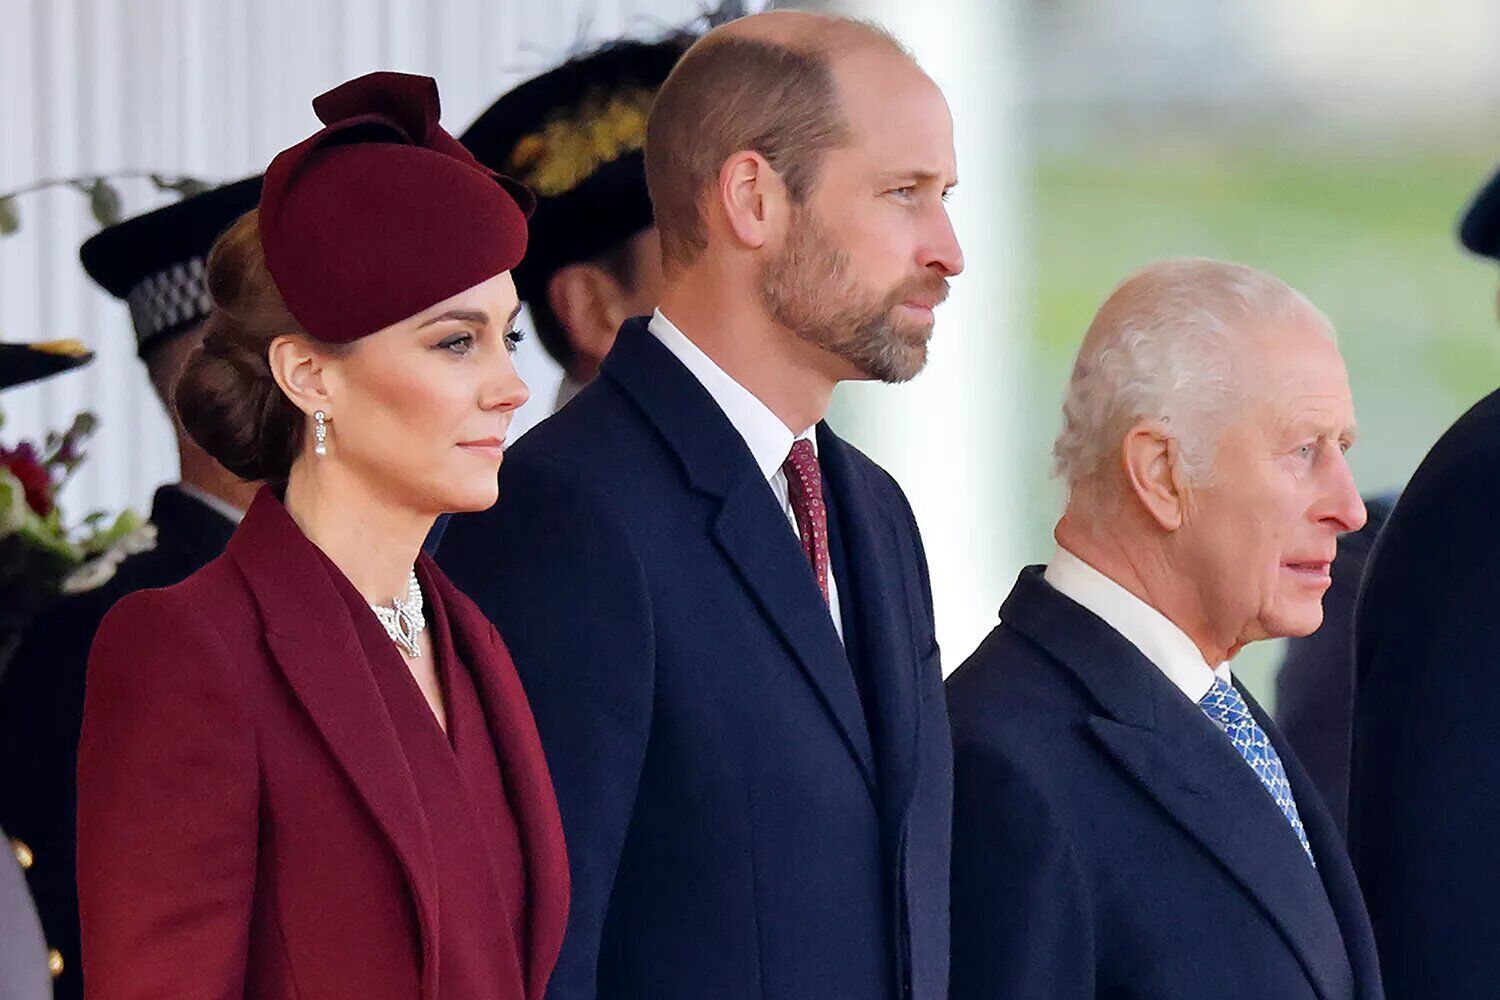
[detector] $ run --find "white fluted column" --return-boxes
[815,0,1028,670]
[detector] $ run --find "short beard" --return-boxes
[758,203,947,384]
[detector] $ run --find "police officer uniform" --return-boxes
[0,340,93,1000]
[0,177,260,1000]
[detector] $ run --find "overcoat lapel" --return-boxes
[227,489,442,999]
[1261,699,1380,999]
[818,426,924,824]
[422,559,571,1000]
[1002,567,1352,1000]
[601,320,877,794]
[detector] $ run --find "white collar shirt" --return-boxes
[1043,545,1228,703]
[649,309,844,641]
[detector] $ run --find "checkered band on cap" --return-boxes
[125,257,212,344]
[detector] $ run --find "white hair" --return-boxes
[1052,258,1334,497]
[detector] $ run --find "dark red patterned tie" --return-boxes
[782,439,830,605]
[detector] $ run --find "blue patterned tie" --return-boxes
[1198,678,1316,867]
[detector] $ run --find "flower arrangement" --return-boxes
[0,402,156,654]
[0,173,192,671]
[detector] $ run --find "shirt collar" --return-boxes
[553,372,587,412]
[648,308,814,483]
[175,482,247,525]
[1043,545,1229,703]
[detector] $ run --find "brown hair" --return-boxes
[174,209,309,482]
[644,35,843,270]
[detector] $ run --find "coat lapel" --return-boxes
[818,426,923,821]
[1003,567,1351,1000]
[601,320,877,794]
[227,489,442,1000]
[711,480,878,792]
[422,559,571,1000]
[1089,714,1351,1000]
[1266,700,1382,1000]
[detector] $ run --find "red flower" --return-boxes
[2,442,54,516]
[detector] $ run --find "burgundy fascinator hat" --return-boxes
[260,71,536,345]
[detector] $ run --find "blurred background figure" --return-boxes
[1274,491,1396,832]
[1344,162,1500,1000]
[0,177,261,1000]
[0,830,50,1000]
[459,35,690,411]
[0,341,94,1000]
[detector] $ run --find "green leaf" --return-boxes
[88,179,123,227]
[0,471,26,539]
[172,177,210,199]
[0,196,18,236]
[150,174,210,200]
[17,518,83,563]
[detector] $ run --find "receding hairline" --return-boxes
[694,9,908,60]
[1083,257,1335,354]
[645,13,913,270]
[1053,257,1341,500]
[676,14,920,141]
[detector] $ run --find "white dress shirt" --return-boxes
[1043,545,1228,703]
[649,309,844,641]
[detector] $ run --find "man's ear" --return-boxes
[715,150,787,251]
[267,334,331,420]
[1121,420,1187,531]
[547,264,627,372]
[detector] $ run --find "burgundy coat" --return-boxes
[76,488,569,1000]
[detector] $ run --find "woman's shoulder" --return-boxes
[93,552,255,661]
[105,548,240,612]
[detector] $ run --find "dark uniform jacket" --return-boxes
[0,485,236,1000]
[1350,387,1500,996]
[1275,494,1396,833]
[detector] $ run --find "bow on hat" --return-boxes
[260,71,535,345]
[305,71,536,215]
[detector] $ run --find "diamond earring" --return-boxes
[313,410,328,456]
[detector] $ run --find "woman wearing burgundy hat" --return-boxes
[74,72,568,1000]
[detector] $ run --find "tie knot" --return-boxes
[1198,676,1251,728]
[782,438,822,498]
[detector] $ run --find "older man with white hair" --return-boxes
[947,258,1383,999]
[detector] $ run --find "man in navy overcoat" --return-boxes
[439,12,963,999]
[949,259,1383,999]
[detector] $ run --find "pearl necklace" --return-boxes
[370,571,425,658]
